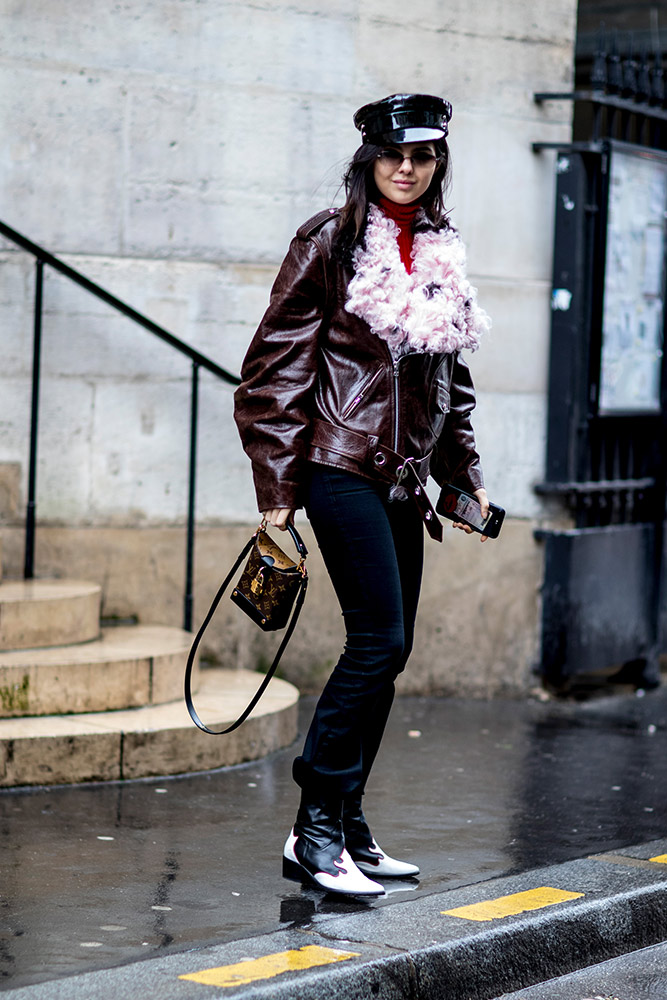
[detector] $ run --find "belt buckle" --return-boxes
[388,457,414,502]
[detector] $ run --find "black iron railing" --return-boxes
[0,219,241,631]
[532,21,667,531]
[534,25,667,152]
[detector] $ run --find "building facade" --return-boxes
[0,0,579,695]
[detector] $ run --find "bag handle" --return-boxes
[283,520,308,560]
[184,521,308,735]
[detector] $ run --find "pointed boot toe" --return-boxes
[352,839,420,878]
[343,796,420,879]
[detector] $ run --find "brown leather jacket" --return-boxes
[234,209,484,513]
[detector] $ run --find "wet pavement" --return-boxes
[1,684,667,992]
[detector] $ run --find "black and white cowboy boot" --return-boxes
[342,796,420,878]
[283,794,384,896]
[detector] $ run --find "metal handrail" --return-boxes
[534,90,667,123]
[0,219,242,631]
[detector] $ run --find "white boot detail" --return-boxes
[283,828,385,896]
[353,838,420,878]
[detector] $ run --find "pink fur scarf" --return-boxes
[345,204,491,355]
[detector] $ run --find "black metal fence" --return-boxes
[535,25,667,153]
[533,21,667,532]
[532,20,667,690]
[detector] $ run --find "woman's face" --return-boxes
[372,140,439,205]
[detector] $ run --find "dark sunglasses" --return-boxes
[377,147,440,168]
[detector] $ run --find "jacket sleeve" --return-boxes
[430,353,484,495]
[233,234,327,512]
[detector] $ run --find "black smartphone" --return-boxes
[436,483,505,538]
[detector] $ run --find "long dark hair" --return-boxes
[334,137,452,260]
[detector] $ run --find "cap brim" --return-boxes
[372,126,447,144]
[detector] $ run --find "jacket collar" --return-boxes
[344,204,490,355]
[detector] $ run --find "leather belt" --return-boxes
[309,419,443,542]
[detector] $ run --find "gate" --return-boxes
[534,32,667,691]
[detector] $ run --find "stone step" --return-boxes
[0,668,298,787]
[0,579,101,651]
[0,625,198,717]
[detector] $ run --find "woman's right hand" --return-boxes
[263,508,294,531]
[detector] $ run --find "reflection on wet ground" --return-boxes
[1,688,667,987]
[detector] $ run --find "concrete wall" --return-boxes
[0,0,577,695]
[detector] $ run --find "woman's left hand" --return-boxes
[263,508,294,531]
[452,488,490,543]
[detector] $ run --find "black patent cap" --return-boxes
[353,93,452,144]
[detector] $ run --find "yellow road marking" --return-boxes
[442,886,584,922]
[649,854,667,864]
[179,945,360,988]
[589,852,661,870]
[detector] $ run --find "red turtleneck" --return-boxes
[378,196,420,273]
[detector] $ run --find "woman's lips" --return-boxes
[393,180,414,189]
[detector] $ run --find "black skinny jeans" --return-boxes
[293,464,424,799]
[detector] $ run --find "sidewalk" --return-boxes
[2,684,667,997]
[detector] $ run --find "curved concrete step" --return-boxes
[0,625,199,717]
[0,579,101,651]
[0,668,299,787]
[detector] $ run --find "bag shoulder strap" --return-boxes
[184,530,308,736]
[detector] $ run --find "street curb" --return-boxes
[4,842,667,999]
[229,866,667,1000]
[285,883,667,1000]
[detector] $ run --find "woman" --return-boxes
[234,93,491,897]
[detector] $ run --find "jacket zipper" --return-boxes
[388,349,420,453]
[341,365,384,419]
[392,358,400,452]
